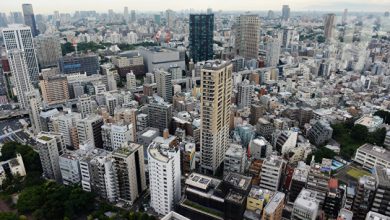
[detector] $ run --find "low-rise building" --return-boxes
[354,144,390,169]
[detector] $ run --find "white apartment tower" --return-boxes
[266,37,281,67]
[77,95,96,118]
[2,24,40,82]
[235,14,260,59]
[37,132,65,183]
[126,71,136,91]
[148,141,181,215]
[259,155,286,191]
[200,60,233,175]
[6,49,34,109]
[237,79,253,109]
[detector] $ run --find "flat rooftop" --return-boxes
[185,173,214,191]
[264,192,285,214]
[357,143,390,161]
[294,189,319,211]
[224,172,252,191]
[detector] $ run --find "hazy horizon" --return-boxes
[1,0,390,14]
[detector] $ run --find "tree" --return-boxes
[0,212,18,220]
[17,185,45,213]
[129,212,136,220]
[141,213,149,220]
[351,125,368,142]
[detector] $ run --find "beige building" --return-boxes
[262,192,285,220]
[200,60,233,175]
[39,75,69,105]
[235,14,260,59]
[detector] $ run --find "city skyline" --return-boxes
[1,0,390,14]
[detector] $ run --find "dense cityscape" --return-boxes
[0,1,390,220]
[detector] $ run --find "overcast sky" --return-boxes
[1,0,390,14]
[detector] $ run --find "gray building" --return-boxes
[307,120,333,146]
[34,35,62,68]
[37,132,64,183]
[155,69,173,103]
[59,53,99,75]
[139,47,185,72]
[147,100,172,134]
[22,4,38,37]
[224,144,246,176]
[372,166,390,216]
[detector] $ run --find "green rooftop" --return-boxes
[39,135,52,141]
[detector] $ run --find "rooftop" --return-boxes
[374,166,390,187]
[202,60,231,71]
[294,188,319,211]
[264,192,285,214]
[224,172,252,191]
[186,173,214,191]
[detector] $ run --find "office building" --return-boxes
[112,143,146,204]
[113,51,145,77]
[189,13,214,62]
[200,60,232,175]
[235,14,260,59]
[352,175,377,219]
[37,132,65,183]
[39,75,70,105]
[224,144,246,176]
[34,35,62,68]
[307,120,333,146]
[59,152,82,185]
[59,53,99,75]
[155,69,173,103]
[22,4,38,37]
[259,155,285,191]
[2,24,40,83]
[372,166,390,216]
[262,192,285,220]
[147,100,172,134]
[324,14,336,40]
[148,138,181,215]
[166,9,175,28]
[237,79,253,108]
[282,5,290,21]
[291,189,319,220]
[354,144,390,169]
[77,114,104,148]
[6,49,34,109]
[53,112,81,148]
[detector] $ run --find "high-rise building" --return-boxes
[124,7,129,22]
[54,112,81,148]
[77,114,104,148]
[372,166,390,216]
[39,75,70,105]
[102,123,135,151]
[237,79,253,108]
[342,9,348,25]
[307,120,333,146]
[148,139,181,215]
[289,162,309,203]
[126,71,136,91]
[2,24,40,82]
[266,37,281,67]
[77,95,96,118]
[259,155,286,191]
[6,49,34,109]
[200,60,232,175]
[282,5,290,21]
[130,10,136,22]
[37,132,65,182]
[166,9,175,28]
[324,13,336,40]
[352,175,377,219]
[323,179,344,219]
[34,35,62,68]
[147,100,172,134]
[307,160,332,205]
[27,90,42,134]
[235,14,260,59]
[262,192,285,220]
[112,143,147,204]
[22,4,38,37]
[155,69,173,103]
[189,13,214,63]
